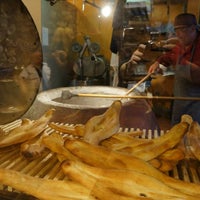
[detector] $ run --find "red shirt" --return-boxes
[157,33,200,84]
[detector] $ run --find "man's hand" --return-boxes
[148,61,163,74]
[130,44,146,64]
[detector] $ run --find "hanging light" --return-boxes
[101,4,112,17]
[82,0,113,18]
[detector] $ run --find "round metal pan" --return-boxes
[0,0,42,124]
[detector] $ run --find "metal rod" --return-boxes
[77,93,200,101]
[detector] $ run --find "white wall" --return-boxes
[22,0,41,39]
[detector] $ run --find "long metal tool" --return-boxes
[63,72,199,101]
[74,93,200,101]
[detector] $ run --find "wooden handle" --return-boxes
[125,73,152,95]
[78,93,200,101]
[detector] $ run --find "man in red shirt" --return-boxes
[133,13,200,125]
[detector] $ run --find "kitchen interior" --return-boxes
[0,0,200,199]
